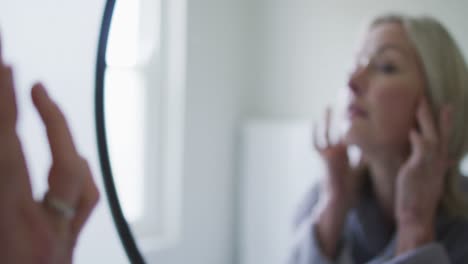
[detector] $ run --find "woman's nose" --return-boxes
[348,65,367,96]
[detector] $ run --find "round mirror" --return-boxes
[96,0,468,263]
[96,0,186,262]
[95,0,145,262]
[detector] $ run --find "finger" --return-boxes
[0,66,17,129]
[41,159,93,248]
[70,162,99,243]
[313,123,321,150]
[42,193,73,241]
[0,33,17,129]
[0,65,33,196]
[439,105,452,159]
[32,83,84,206]
[409,129,424,164]
[417,98,438,145]
[31,83,79,162]
[41,161,91,245]
[325,107,332,146]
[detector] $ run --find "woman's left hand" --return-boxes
[395,98,452,254]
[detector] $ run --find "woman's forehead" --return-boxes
[358,22,415,58]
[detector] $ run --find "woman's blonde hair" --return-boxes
[370,14,468,217]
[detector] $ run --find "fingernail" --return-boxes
[33,82,46,94]
[32,83,51,102]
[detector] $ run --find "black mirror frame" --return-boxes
[95,0,146,263]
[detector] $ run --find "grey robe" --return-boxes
[289,177,468,264]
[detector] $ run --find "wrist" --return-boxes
[314,200,349,259]
[396,221,435,255]
[322,191,354,211]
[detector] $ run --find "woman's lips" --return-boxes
[347,104,368,118]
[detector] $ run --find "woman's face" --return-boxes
[344,22,426,154]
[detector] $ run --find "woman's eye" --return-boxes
[376,63,397,74]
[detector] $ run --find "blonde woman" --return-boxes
[290,14,468,263]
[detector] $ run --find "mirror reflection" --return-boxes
[101,0,468,263]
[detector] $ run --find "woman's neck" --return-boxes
[364,147,409,220]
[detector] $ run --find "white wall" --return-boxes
[239,121,325,264]
[143,0,251,263]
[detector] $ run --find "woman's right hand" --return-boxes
[314,107,364,210]
[312,108,365,259]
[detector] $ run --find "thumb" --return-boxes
[408,129,424,165]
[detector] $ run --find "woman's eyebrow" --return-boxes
[355,43,412,63]
[375,44,411,58]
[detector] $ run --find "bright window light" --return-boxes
[106,0,140,67]
[104,0,144,224]
[104,69,146,223]
[103,0,185,248]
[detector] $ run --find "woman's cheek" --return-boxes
[373,85,417,141]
